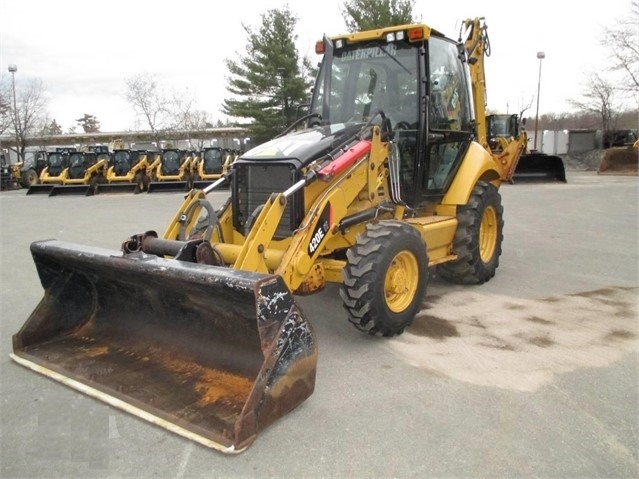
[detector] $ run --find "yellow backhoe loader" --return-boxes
[13,18,525,453]
[487,113,566,182]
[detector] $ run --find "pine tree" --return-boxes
[222,6,314,145]
[76,113,101,133]
[46,119,63,135]
[341,0,417,32]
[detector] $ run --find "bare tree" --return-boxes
[0,77,12,135]
[180,108,211,151]
[602,0,639,99]
[8,78,49,162]
[571,73,619,139]
[517,97,534,122]
[125,73,172,146]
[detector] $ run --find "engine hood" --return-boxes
[240,123,363,167]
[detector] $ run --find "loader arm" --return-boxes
[206,128,388,293]
[233,192,289,273]
[275,129,387,292]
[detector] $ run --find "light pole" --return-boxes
[7,64,19,162]
[533,52,545,151]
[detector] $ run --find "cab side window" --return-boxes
[421,37,473,197]
[428,38,471,132]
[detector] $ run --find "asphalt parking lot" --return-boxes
[1,171,637,478]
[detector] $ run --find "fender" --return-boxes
[441,141,501,206]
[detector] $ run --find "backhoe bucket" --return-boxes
[11,240,317,453]
[26,184,55,195]
[147,181,188,193]
[49,184,92,196]
[512,153,567,183]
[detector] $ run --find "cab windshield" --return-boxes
[48,154,63,166]
[310,41,418,129]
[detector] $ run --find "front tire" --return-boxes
[438,181,504,284]
[133,171,150,194]
[340,220,429,337]
[20,168,38,188]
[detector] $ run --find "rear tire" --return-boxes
[340,220,429,337]
[438,181,503,284]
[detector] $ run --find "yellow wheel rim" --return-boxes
[384,251,419,313]
[479,206,498,263]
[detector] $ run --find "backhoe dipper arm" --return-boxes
[460,17,522,182]
[461,17,490,148]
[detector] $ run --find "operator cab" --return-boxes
[310,26,475,206]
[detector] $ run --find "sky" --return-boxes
[0,0,632,133]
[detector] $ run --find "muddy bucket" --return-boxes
[598,147,639,175]
[11,240,317,453]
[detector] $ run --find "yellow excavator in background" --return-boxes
[487,113,566,182]
[13,17,525,453]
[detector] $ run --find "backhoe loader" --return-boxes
[487,114,566,182]
[13,18,523,453]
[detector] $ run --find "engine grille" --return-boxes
[234,163,299,239]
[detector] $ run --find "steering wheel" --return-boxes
[179,199,219,242]
[395,121,412,130]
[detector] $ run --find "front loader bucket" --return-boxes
[147,181,188,193]
[26,184,55,195]
[598,147,639,175]
[11,240,317,453]
[95,183,138,194]
[512,153,567,183]
[49,184,92,196]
